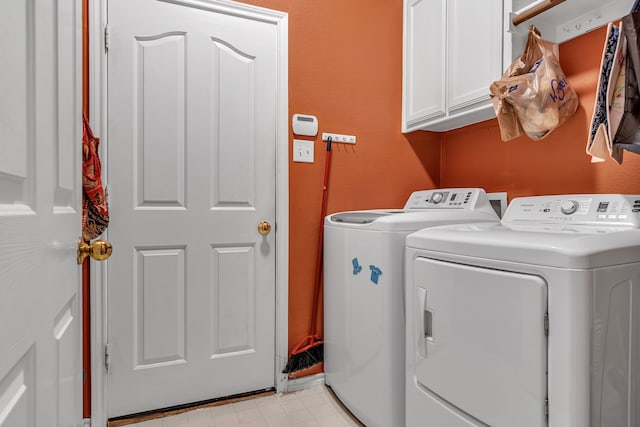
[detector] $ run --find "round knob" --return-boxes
[431,192,444,204]
[77,238,113,264]
[560,200,579,215]
[258,221,272,236]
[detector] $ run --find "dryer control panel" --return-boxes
[504,194,640,226]
[404,188,486,209]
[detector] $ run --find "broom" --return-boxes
[282,137,333,373]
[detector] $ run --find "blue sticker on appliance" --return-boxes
[369,265,382,284]
[352,258,362,275]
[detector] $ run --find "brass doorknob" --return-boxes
[258,221,272,236]
[77,238,113,264]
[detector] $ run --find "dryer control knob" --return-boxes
[431,192,444,204]
[560,200,579,215]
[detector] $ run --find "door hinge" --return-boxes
[544,312,549,336]
[104,25,111,51]
[104,343,111,373]
[544,398,549,419]
[105,184,111,206]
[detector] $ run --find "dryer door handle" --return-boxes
[424,308,433,340]
[416,287,432,358]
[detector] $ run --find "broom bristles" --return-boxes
[282,343,324,374]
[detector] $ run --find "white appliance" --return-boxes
[324,188,500,427]
[405,194,640,427]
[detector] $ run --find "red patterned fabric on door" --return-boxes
[82,114,109,241]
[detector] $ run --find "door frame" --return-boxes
[88,1,289,425]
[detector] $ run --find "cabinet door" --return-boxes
[403,0,446,131]
[447,0,503,112]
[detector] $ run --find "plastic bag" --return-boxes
[490,26,579,141]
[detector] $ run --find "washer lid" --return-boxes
[325,209,499,231]
[329,211,396,224]
[406,222,640,269]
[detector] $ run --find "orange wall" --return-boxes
[441,27,640,197]
[236,0,442,374]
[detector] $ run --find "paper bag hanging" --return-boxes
[490,26,579,142]
[82,114,109,241]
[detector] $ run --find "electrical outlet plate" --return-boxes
[322,132,356,144]
[293,139,314,163]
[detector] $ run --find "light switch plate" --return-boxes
[293,139,314,163]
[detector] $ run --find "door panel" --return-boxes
[134,33,186,209]
[135,247,186,366]
[54,299,80,427]
[212,39,257,207]
[0,0,34,211]
[0,0,82,425]
[211,245,256,355]
[55,0,80,209]
[0,349,35,427]
[107,0,277,417]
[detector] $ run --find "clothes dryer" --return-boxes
[405,194,640,427]
[324,188,500,427]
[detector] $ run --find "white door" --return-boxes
[0,0,83,426]
[106,0,278,417]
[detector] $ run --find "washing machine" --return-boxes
[405,194,640,427]
[324,188,501,427]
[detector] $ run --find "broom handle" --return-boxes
[309,138,332,336]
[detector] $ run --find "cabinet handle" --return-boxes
[416,287,431,358]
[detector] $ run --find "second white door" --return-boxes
[106,0,278,417]
[0,0,82,425]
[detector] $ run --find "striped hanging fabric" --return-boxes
[81,114,109,241]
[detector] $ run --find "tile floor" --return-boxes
[122,385,364,427]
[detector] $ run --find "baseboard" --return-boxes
[83,418,91,427]
[285,373,325,393]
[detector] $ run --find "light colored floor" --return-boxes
[122,385,364,427]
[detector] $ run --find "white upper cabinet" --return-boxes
[402,0,637,133]
[403,0,505,132]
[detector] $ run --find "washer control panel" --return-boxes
[504,195,640,226]
[404,188,482,209]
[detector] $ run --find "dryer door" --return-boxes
[413,257,548,427]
